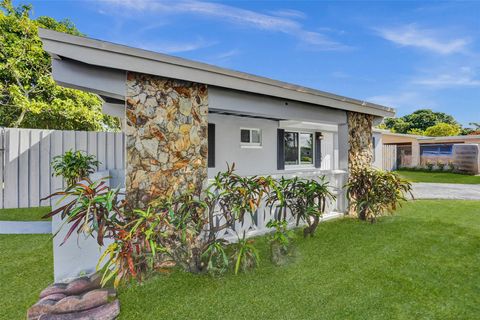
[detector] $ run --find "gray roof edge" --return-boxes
[39,28,395,117]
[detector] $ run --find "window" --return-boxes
[284,131,313,167]
[240,128,261,146]
[420,144,453,156]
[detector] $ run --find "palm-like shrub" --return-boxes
[51,150,100,186]
[346,167,412,222]
[265,176,335,237]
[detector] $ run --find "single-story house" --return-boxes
[39,28,393,210]
[381,131,480,172]
[39,29,396,281]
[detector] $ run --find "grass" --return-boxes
[0,234,53,319]
[118,200,480,319]
[396,169,480,184]
[0,207,51,221]
[2,200,479,319]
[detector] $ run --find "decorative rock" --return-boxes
[28,274,117,320]
[38,300,120,320]
[39,293,67,303]
[51,289,109,314]
[39,284,67,299]
[28,299,57,319]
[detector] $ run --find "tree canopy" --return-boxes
[424,123,461,137]
[382,109,459,135]
[0,0,119,131]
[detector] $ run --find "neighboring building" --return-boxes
[381,131,480,172]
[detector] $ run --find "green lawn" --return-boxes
[396,169,480,184]
[0,207,51,221]
[2,200,480,319]
[0,234,53,319]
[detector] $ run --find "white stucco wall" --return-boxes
[208,113,338,177]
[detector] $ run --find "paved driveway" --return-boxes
[411,183,480,200]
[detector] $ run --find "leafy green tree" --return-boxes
[0,0,119,130]
[406,128,425,136]
[424,123,461,137]
[382,109,459,134]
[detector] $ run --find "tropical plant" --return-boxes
[51,150,100,186]
[266,219,294,265]
[97,208,170,287]
[290,177,335,237]
[265,176,335,237]
[205,163,271,241]
[41,177,123,245]
[232,232,260,274]
[201,240,229,275]
[346,167,412,222]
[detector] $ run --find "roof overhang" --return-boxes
[39,28,395,118]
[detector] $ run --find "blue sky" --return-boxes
[22,0,480,125]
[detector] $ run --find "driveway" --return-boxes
[411,183,480,200]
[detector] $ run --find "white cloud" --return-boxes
[136,37,216,54]
[375,24,470,54]
[101,0,348,50]
[269,9,306,20]
[412,67,480,88]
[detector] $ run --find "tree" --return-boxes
[424,123,461,137]
[382,109,459,134]
[0,1,119,130]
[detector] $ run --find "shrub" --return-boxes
[437,161,446,171]
[425,161,434,171]
[51,150,100,186]
[346,167,412,222]
[446,161,455,172]
[231,233,260,274]
[265,176,335,237]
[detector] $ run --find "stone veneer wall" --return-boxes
[125,72,208,208]
[347,111,374,173]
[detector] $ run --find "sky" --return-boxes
[20,0,480,126]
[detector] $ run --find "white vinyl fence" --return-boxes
[0,128,125,209]
[382,144,397,171]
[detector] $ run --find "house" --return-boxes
[381,131,480,173]
[39,28,393,210]
[39,29,396,281]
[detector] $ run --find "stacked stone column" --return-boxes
[125,72,208,208]
[347,111,374,172]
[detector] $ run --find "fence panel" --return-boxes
[0,128,125,209]
[0,129,4,209]
[382,144,397,171]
